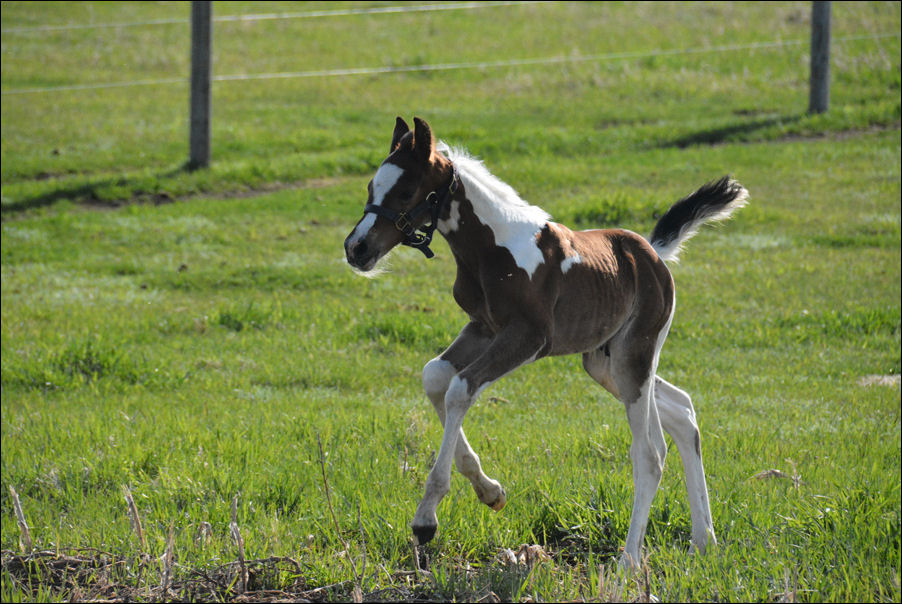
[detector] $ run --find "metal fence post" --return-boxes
[189,1,212,169]
[809,1,831,114]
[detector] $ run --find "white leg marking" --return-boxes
[423,357,457,403]
[413,326,543,543]
[621,300,673,568]
[656,377,716,552]
[412,375,472,536]
[420,360,506,515]
[622,376,667,568]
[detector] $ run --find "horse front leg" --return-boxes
[412,322,547,545]
[422,323,506,512]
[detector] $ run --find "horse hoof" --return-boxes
[412,524,437,546]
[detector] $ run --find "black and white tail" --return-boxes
[648,176,749,262]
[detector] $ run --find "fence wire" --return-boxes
[2,32,898,96]
[1,1,546,33]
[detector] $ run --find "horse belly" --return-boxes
[544,228,642,355]
[548,294,630,356]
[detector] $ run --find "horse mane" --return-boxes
[438,142,551,227]
[437,141,550,276]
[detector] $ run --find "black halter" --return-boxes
[362,166,459,259]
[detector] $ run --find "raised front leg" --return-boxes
[412,322,547,545]
[422,324,506,512]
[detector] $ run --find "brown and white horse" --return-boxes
[344,117,748,567]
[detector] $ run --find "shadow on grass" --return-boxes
[658,113,804,148]
[0,163,193,218]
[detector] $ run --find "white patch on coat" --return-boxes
[439,142,550,279]
[561,253,582,274]
[438,200,461,233]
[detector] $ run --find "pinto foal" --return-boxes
[344,117,748,567]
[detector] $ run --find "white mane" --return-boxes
[438,142,550,278]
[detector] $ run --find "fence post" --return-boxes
[189,1,212,170]
[808,1,831,114]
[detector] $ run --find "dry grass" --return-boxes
[2,547,663,603]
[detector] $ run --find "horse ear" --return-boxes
[412,117,435,165]
[391,117,410,153]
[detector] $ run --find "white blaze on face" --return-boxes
[348,162,406,245]
[372,162,405,207]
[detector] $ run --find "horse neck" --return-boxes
[438,163,550,278]
[437,188,492,266]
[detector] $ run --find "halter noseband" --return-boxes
[362,166,459,259]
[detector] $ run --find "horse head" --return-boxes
[344,117,455,272]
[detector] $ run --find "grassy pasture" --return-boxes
[2,1,900,601]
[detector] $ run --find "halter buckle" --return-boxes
[394,213,412,234]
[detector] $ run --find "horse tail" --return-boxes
[648,176,749,263]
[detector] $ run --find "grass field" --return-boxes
[2,1,900,601]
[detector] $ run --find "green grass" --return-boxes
[2,1,900,602]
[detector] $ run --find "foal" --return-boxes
[344,117,748,567]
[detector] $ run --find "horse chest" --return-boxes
[452,271,502,332]
[452,261,552,336]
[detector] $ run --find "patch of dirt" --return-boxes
[858,374,901,387]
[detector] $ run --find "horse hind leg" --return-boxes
[591,344,717,555]
[584,334,668,569]
[654,376,716,552]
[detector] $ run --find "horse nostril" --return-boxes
[351,240,368,259]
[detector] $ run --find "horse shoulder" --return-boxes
[451,255,485,320]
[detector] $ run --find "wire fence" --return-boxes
[1,1,547,34]
[4,0,899,97]
[2,1,898,171]
[2,28,898,96]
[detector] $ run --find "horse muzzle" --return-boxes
[344,231,381,272]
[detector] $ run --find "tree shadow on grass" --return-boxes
[0,163,193,218]
[658,113,804,148]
